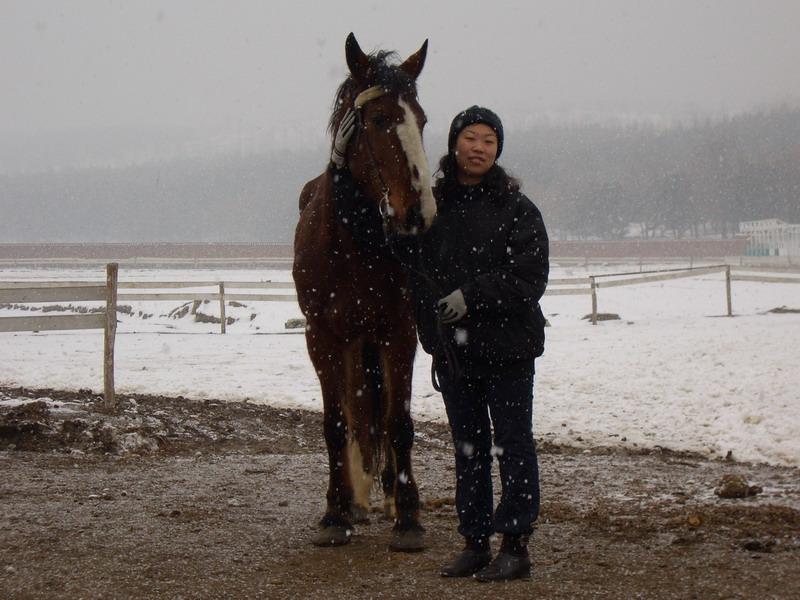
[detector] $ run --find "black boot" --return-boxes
[440,537,492,578]
[474,534,531,582]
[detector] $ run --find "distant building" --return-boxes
[740,219,800,257]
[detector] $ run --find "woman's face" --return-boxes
[454,123,498,185]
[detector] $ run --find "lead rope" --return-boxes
[431,314,461,392]
[385,233,462,393]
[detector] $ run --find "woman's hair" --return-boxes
[432,152,521,202]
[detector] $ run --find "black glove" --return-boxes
[331,108,357,167]
[437,289,467,324]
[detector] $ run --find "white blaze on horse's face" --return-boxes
[396,98,436,232]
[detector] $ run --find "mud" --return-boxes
[1,386,798,599]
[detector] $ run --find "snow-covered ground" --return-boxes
[1,262,798,467]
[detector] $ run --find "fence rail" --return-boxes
[0,285,110,303]
[730,274,800,284]
[0,313,107,333]
[594,265,727,288]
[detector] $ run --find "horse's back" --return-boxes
[293,171,335,312]
[298,173,326,214]
[294,171,331,267]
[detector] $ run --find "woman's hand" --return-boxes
[331,108,357,168]
[437,289,467,324]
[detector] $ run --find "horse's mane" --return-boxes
[328,50,419,135]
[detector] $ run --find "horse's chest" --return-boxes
[297,255,410,332]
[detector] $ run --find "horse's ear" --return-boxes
[399,39,428,82]
[345,32,370,85]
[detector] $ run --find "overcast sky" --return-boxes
[2,0,800,169]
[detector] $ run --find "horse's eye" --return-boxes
[371,115,390,129]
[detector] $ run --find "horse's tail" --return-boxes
[362,340,386,477]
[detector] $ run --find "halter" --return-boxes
[352,85,393,226]
[353,85,388,109]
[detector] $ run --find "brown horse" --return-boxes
[293,33,435,552]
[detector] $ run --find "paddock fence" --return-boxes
[0,263,119,410]
[546,264,800,324]
[2,263,799,407]
[3,264,798,333]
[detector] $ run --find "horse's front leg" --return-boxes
[314,389,355,546]
[306,326,354,546]
[381,325,425,552]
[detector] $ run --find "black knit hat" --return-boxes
[447,105,504,159]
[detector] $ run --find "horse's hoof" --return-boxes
[388,527,425,553]
[311,525,352,547]
[350,504,370,524]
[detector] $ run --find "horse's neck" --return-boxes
[308,169,357,250]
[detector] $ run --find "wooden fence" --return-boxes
[2,264,798,406]
[543,264,800,324]
[114,264,799,330]
[0,263,118,410]
[116,280,296,334]
[4,264,799,333]
[546,265,733,324]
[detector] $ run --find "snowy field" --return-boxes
[1,262,798,468]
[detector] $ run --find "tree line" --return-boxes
[507,106,800,240]
[1,107,798,243]
[0,149,316,243]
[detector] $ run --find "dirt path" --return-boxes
[1,387,798,599]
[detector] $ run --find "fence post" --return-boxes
[103,263,118,412]
[219,282,227,334]
[590,275,598,325]
[725,265,732,317]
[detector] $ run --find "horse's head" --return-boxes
[331,33,436,235]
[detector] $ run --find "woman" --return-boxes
[332,106,549,582]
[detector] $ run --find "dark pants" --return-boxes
[441,373,540,540]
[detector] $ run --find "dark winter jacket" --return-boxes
[331,165,549,379]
